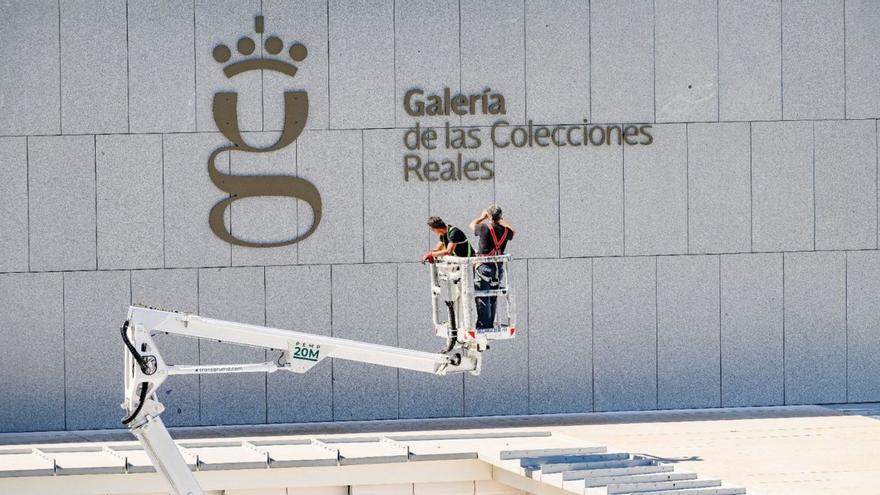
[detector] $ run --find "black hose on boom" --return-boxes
[121,321,145,368]
[121,382,148,425]
[443,301,458,354]
[121,320,157,375]
[120,320,151,425]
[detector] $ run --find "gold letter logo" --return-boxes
[208,16,321,248]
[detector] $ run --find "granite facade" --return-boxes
[397,262,464,419]
[655,0,718,122]
[593,256,657,412]
[0,137,29,272]
[528,258,591,414]
[720,253,784,407]
[265,264,333,423]
[128,0,197,133]
[0,273,64,432]
[784,251,847,404]
[59,0,128,134]
[0,0,878,432]
[657,255,721,409]
[718,0,781,121]
[198,267,268,425]
[331,264,399,420]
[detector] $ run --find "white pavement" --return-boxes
[553,404,880,495]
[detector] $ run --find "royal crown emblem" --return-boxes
[208,15,321,248]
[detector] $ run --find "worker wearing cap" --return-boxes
[469,205,514,331]
[422,216,474,263]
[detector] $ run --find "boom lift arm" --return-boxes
[122,307,476,495]
[122,255,515,495]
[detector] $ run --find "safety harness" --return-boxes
[475,223,509,285]
[446,225,474,257]
[484,224,509,256]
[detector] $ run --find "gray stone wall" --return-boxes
[0,0,879,432]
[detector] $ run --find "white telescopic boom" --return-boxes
[127,306,473,375]
[121,305,485,495]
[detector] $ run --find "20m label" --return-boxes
[292,345,320,362]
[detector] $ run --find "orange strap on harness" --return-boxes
[486,225,509,256]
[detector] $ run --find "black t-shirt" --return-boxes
[474,223,514,255]
[440,225,473,257]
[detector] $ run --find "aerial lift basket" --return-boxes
[429,254,516,348]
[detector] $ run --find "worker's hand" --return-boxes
[421,251,435,263]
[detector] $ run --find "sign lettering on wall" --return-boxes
[205,18,656,247]
[401,88,654,182]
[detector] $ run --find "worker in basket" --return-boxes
[422,215,474,263]
[469,205,515,331]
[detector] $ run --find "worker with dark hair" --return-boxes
[469,205,514,331]
[422,216,474,263]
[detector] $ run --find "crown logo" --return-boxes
[207,15,321,249]
[212,15,308,78]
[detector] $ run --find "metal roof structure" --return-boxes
[0,430,747,494]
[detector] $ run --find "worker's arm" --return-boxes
[424,240,453,262]
[469,211,490,232]
[430,243,455,257]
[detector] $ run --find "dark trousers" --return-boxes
[475,263,503,330]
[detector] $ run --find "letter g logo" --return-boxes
[208,17,322,248]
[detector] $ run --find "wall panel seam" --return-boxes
[749,122,753,251]
[3,117,880,140]
[522,0,527,123]
[779,0,784,120]
[392,0,397,128]
[812,121,816,250]
[330,264,334,420]
[196,267,201,423]
[227,149,232,266]
[57,0,62,134]
[590,257,595,411]
[125,0,131,133]
[717,254,722,406]
[782,252,786,404]
[652,0,656,123]
[715,0,719,120]
[525,259,531,415]
[622,144,626,254]
[26,136,31,271]
[11,249,880,278]
[192,0,197,130]
[843,0,847,119]
[686,124,690,253]
[295,141,300,264]
[844,251,848,401]
[492,130,496,204]
[361,130,365,263]
[259,0,264,132]
[654,255,658,408]
[62,272,67,430]
[264,265,268,423]
[588,0,592,122]
[557,144,561,258]
[326,0,331,129]
[458,0,462,126]
[396,263,400,419]
[93,135,98,269]
[161,135,166,268]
